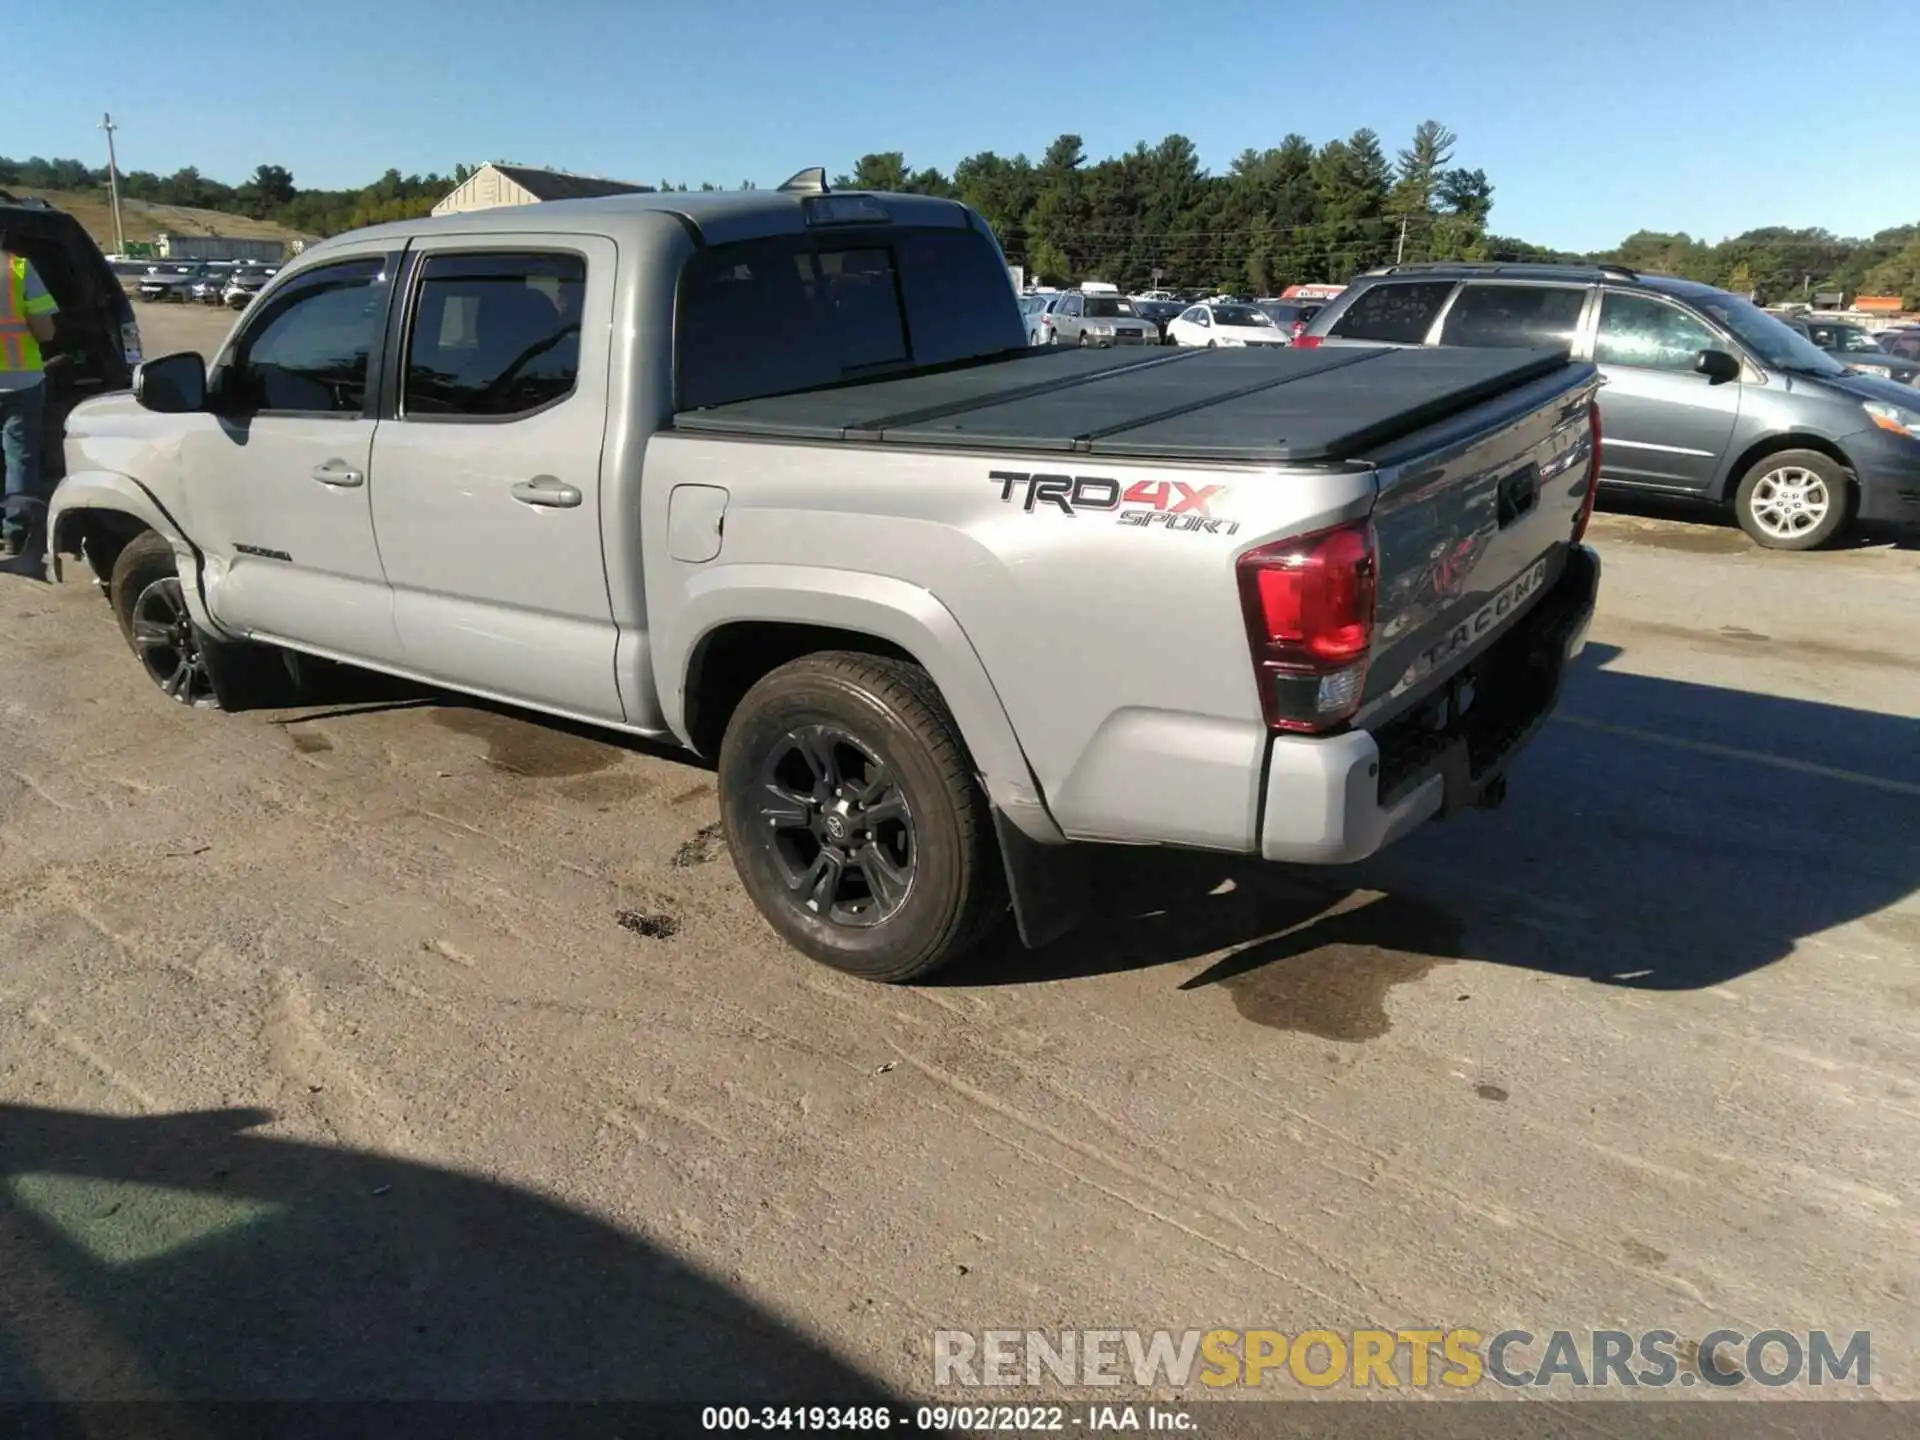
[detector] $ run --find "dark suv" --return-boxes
[1300,262,1920,549]
[0,192,142,494]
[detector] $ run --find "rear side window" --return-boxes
[1328,281,1455,344]
[1438,284,1587,350]
[677,227,1023,410]
[403,251,585,419]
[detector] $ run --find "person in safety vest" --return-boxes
[1,232,60,557]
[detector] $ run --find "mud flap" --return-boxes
[992,808,1092,950]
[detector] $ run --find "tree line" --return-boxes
[5,133,1918,303]
[0,156,463,238]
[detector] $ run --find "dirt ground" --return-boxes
[4,303,1917,1418]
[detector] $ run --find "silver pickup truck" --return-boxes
[46,175,1602,983]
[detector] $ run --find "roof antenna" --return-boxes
[777,167,829,195]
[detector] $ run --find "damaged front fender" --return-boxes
[44,472,226,635]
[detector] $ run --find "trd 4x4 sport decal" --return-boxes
[987,471,1240,535]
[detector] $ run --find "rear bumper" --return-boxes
[1259,543,1601,864]
[1843,427,1920,526]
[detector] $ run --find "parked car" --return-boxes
[48,179,1600,983]
[1874,326,1920,362]
[1167,302,1290,347]
[1299,261,1920,549]
[1255,299,1325,341]
[0,190,140,566]
[1128,297,1185,342]
[137,265,217,303]
[1044,290,1154,347]
[223,267,279,311]
[1019,292,1061,345]
[190,269,231,306]
[1788,318,1920,387]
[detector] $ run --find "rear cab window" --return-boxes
[1328,281,1456,344]
[1438,283,1588,351]
[676,227,1024,410]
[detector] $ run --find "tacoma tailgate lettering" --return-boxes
[1392,556,1550,696]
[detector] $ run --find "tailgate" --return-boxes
[1355,363,1599,729]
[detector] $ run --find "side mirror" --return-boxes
[134,352,208,413]
[1694,348,1741,385]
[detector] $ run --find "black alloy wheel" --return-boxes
[756,723,917,927]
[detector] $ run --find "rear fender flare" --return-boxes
[665,563,1063,845]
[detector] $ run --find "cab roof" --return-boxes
[304,188,981,259]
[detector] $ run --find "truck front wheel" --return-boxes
[718,652,1004,982]
[108,530,277,710]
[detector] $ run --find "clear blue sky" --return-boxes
[22,0,1919,252]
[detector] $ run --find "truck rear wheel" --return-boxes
[717,652,1004,982]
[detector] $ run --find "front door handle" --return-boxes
[311,462,364,488]
[510,477,583,509]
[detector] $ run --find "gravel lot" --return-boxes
[3,302,1917,1417]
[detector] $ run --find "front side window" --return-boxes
[676,226,1026,410]
[1438,284,1587,350]
[403,252,586,419]
[1593,292,1720,372]
[226,258,386,414]
[1328,281,1456,344]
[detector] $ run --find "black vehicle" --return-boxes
[1128,297,1185,342]
[0,190,141,494]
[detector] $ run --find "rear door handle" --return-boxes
[310,462,364,487]
[510,477,583,509]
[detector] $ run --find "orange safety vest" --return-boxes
[1,253,47,374]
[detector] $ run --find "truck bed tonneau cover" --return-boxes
[671,345,1570,464]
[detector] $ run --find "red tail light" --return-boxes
[1292,334,1322,349]
[1290,320,1307,340]
[1572,399,1601,543]
[1236,521,1378,733]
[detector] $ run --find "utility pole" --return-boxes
[1395,214,1409,265]
[99,113,127,257]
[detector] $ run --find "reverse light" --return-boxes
[1291,335,1323,350]
[1236,521,1378,733]
[1863,401,1920,439]
[1573,399,1602,543]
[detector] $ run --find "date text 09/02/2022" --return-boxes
[699,1404,1196,1432]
